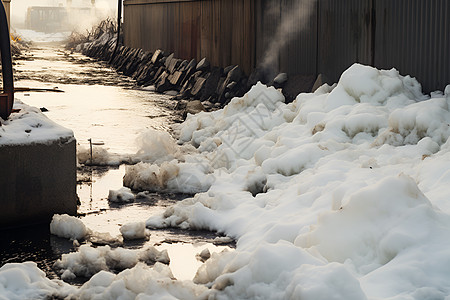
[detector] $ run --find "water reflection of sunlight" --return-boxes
[156,243,232,281]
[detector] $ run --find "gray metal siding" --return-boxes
[317,0,373,83]
[374,0,450,92]
[123,0,450,93]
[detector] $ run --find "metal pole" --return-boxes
[0,0,14,120]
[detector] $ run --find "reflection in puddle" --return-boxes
[156,242,231,281]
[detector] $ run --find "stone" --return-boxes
[191,77,207,97]
[165,53,175,69]
[184,100,206,118]
[170,71,184,86]
[184,58,197,72]
[168,58,181,74]
[248,66,271,87]
[151,49,163,64]
[282,74,316,103]
[227,65,243,82]
[273,73,288,85]
[201,67,222,101]
[223,65,235,76]
[196,57,210,71]
[311,74,330,92]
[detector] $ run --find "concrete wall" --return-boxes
[0,139,78,228]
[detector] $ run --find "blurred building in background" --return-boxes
[25,0,105,33]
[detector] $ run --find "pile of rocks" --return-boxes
[79,33,322,116]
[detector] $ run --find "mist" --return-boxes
[261,0,317,73]
[11,0,117,31]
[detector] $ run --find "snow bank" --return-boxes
[50,214,90,241]
[54,244,169,279]
[141,64,450,298]
[0,100,74,146]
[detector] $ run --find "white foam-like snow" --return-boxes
[120,222,148,240]
[0,262,76,300]
[0,100,74,146]
[50,214,90,241]
[6,63,450,299]
[54,244,169,278]
[142,64,450,298]
[108,187,135,203]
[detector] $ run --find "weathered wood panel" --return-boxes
[124,0,254,74]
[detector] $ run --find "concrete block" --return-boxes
[0,139,77,228]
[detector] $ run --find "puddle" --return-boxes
[156,242,230,281]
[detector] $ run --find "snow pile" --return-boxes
[0,101,74,146]
[76,263,208,299]
[77,145,135,166]
[0,262,75,300]
[120,222,148,240]
[124,160,214,194]
[5,63,450,299]
[50,214,90,241]
[108,187,135,203]
[135,129,179,163]
[54,244,169,280]
[139,63,450,299]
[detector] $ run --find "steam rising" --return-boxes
[261,0,317,72]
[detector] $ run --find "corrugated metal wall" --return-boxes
[255,0,317,76]
[374,0,450,92]
[317,0,373,83]
[124,0,450,92]
[123,0,254,74]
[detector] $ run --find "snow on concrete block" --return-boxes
[0,101,77,227]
